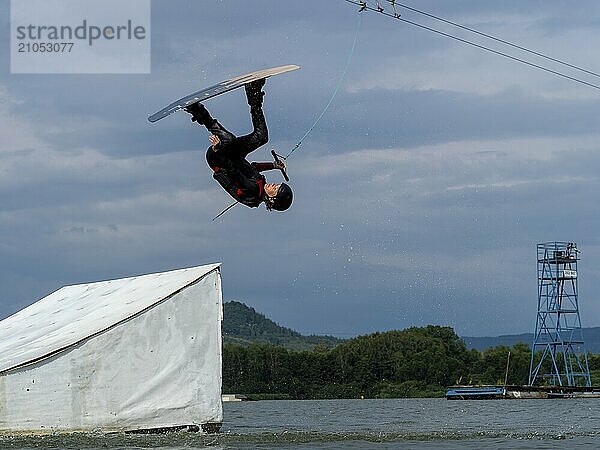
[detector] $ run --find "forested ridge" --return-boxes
[223,301,341,350]
[222,302,600,399]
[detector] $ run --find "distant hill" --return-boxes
[463,327,600,353]
[222,301,342,351]
[223,301,600,354]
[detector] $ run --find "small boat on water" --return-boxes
[446,385,600,399]
[446,386,505,400]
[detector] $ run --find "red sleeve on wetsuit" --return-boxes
[251,162,276,172]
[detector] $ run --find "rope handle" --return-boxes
[271,150,290,181]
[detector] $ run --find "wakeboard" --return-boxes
[148,64,300,123]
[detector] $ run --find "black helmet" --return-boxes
[269,183,293,211]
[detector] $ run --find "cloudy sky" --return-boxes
[2,0,600,337]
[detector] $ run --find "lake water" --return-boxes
[2,398,599,449]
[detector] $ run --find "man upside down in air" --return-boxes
[185,79,293,212]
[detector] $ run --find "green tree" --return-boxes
[222,326,565,399]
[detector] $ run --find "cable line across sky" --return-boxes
[342,0,600,92]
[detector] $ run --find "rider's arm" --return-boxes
[251,162,277,172]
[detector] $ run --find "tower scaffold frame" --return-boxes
[528,242,591,387]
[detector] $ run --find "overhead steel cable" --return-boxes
[388,0,600,80]
[343,0,600,92]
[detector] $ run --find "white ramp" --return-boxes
[0,264,223,433]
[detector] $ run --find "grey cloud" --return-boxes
[2,0,600,338]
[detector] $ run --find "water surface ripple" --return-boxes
[2,398,599,449]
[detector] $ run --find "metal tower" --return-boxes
[528,242,591,387]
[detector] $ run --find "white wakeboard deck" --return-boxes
[148,64,300,123]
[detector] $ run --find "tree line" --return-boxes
[223,325,600,399]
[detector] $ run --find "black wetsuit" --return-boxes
[200,106,271,208]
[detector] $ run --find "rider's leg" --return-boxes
[229,80,269,159]
[186,103,236,147]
